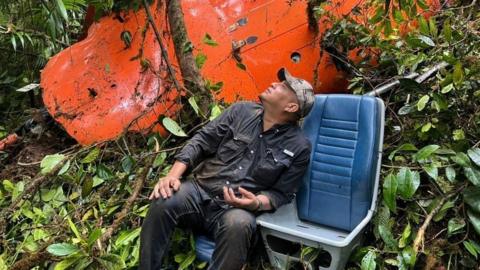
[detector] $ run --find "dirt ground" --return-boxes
[0,127,75,182]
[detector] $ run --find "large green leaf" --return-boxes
[383,173,397,213]
[464,167,480,186]
[451,152,471,167]
[81,147,100,164]
[467,210,480,237]
[463,240,479,259]
[178,251,196,270]
[428,17,437,38]
[58,160,71,175]
[96,164,113,180]
[55,0,69,21]
[209,105,223,121]
[98,254,126,270]
[40,188,56,202]
[47,243,79,256]
[422,164,438,180]
[188,96,200,116]
[87,228,102,248]
[433,200,455,222]
[41,154,66,175]
[397,168,420,199]
[431,93,448,112]
[398,223,412,248]
[65,217,81,241]
[418,17,429,35]
[2,179,14,193]
[121,155,135,174]
[453,62,464,85]
[448,217,465,236]
[416,95,430,111]
[361,250,376,270]
[379,225,398,251]
[82,176,93,197]
[195,53,207,69]
[463,187,480,212]
[162,117,187,137]
[400,246,416,268]
[442,18,452,42]
[467,148,480,167]
[413,145,439,161]
[388,143,418,160]
[445,166,456,182]
[418,35,435,46]
[115,228,141,246]
[398,104,415,115]
[92,176,104,188]
[54,254,82,270]
[153,152,167,168]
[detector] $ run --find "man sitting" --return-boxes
[139,68,315,270]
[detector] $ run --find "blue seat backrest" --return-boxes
[296,95,381,232]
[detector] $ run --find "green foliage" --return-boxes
[202,33,218,46]
[40,154,66,174]
[47,243,79,256]
[1,0,479,269]
[0,134,206,269]
[361,250,376,270]
[162,117,188,137]
[318,0,480,268]
[0,1,218,269]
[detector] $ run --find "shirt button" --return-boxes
[250,150,254,154]
[215,195,219,199]
[239,166,243,169]
[226,181,230,185]
[259,134,263,138]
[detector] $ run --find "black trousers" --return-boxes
[139,180,257,270]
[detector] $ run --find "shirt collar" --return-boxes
[256,103,298,133]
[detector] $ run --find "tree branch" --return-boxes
[413,184,468,254]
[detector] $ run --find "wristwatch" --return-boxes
[255,197,263,212]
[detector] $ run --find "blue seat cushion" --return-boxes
[195,235,215,262]
[297,95,381,231]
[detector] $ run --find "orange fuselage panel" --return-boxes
[40,0,436,145]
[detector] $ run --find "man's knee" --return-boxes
[221,209,256,237]
[147,181,198,216]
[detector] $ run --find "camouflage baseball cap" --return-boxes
[277,68,315,118]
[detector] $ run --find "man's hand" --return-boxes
[149,176,181,200]
[223,186,259,211]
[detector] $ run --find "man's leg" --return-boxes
[139,181,205,270]
[208,208,256,270]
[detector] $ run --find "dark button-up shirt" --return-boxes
[174,101,311,210]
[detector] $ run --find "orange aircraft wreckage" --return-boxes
[39,0,440,145]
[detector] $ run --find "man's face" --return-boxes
[259,81,299,114]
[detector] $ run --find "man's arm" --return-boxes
[174,103,238,170]
[150,104,239,200]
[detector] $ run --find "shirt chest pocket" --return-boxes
[252,148,293,186]
[217,133,252,163]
